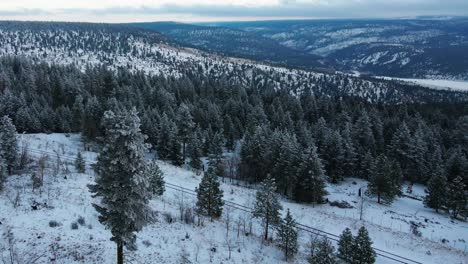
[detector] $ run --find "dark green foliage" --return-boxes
[195,168,224,219]
[295,145,328,203]
[351,227,376,264]
[208,132,226,177]
[188,130,203,170]
[253,175,283,240]
[446,176,467,219]
[0,55,467,211]
[338,228,354,262]
[309,238,336,264]
[424,174,447,213]
[89,108,151,257]
[147,161,165,196]
[366,155,401,204]
[74,152,86,173]
[0,115,18,174]
[277,209,298,260]
[0,155,7,191]
[176,103,195,162]
[157,113,182,165]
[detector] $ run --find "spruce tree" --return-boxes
[295,145,328,203]
[338,227,354,262]
[188,130,203,170]
[208,132,225,177]
[0,155,7,191]
[89,109,151,264]
[424,174,447,213]
[253,175,283,240]
[0,116,18,174]
[74,152,86,173]
[195,167,224,219]
[147,160,165,196]
[277,209,298,260]
[446,176,467,219]
[366,155,400,204]
[323,130,344,183]
[351,226,376,264]
[176,103,195,162]
[309,237,336,264]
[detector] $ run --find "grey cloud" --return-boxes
[1,0,468,20]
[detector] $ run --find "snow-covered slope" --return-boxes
[377,77,468,92]
[1,133,465,264]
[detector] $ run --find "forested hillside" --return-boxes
[0,57,466,209]
[1,21,467,104]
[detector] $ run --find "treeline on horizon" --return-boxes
[0,56,467,213]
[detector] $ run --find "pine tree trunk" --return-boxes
[377,193,381,204]
[117,241,123,264]
[183,141,186,163]
[264,219,269,240]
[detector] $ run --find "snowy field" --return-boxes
[377,77,468,92]
[0,133,467,264]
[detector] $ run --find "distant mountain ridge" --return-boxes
[130,22,332,71]
[202,17,468,80]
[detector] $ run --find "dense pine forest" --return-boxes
[0,56,466,218]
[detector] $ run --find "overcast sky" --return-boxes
[0,0,467,23]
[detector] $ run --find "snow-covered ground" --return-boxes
[377,77,468,92]
[1,133,467,264]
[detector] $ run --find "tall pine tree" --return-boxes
[366,155,400,204]
[146,160,165,196]
[338,227,354,262]
[351,226,376,264]
[277,209,298,260]
[0,115,17,174]
[309,237,336,264]
[176,103,195,162]
[446,176,467,219]
[253,175,283,240]
[74,152,86,173]
[424,174,447,213]
[195,167,224,219]
[295,145,328,203]
[0,155,7,191]
[89,109,151,264]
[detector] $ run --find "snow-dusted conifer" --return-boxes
[253,175,283,240]
[446,176,467,219]
[195,167,224,219]
[176,103,195,161]
[277,209,298,260]
[351,226,376,264]
[89,108,151,264]
[309,237,336,264]
[295,145,328,203]
[188,129,203,170]
[0,115,17,174]
[0,155,7,191]
[366,155,400,204]
[74,152,86,173]
[208,131,225,176]
[337,227,354,262]
[424,174,447,213]
[147,160,165,196]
